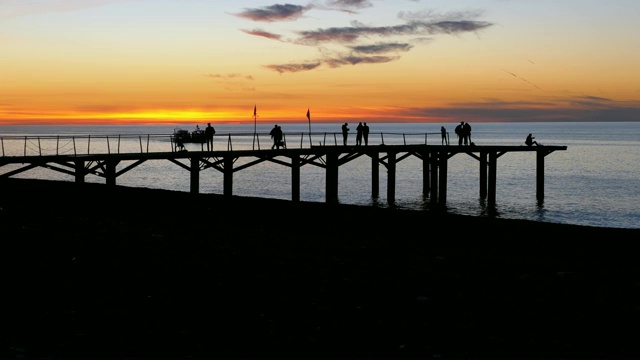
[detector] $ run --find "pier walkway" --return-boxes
[0,131,567,209]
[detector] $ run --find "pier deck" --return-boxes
[0,136,567,209]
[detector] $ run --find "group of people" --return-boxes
[441,123,540,147]
[203,122,541,150]
[270,125,284,149]
[454,121,473,146]
[341,122,370,146]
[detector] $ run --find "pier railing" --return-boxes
[0,131,446,157]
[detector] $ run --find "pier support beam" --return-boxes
[326,152,338,203]
[536,150,545,202]
[488,151,497,208]
[479,152,488,199]
[438,151,448,204]
[74,159,85,184]
[190,156,200,195]
[430,151,438,203]
[291,154,300,202]
[422,150,430,196]
[371,152,379,198]
[223,155,233,198]
[387,151,396,205]
[105,159,117,186]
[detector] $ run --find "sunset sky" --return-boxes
[1,0,639,125]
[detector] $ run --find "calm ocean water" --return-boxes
[1,122,639,229]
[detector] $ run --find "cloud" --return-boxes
[294,20,492,45]
[326,0,374,9]
[349,42,413,54]
[264,62,323,74]
[233,4,310,22]
[235,3,493,73]
[204,73,255,81]
[240,29,284,41]
[411,97,640,122]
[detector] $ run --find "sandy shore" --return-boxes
[1,178,639,357]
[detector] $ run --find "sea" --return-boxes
[1,121,638,230]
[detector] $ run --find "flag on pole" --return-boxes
[306,108,310,121]
[252,104,257,149]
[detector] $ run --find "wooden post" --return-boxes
[190,156,200,195]
[371,152,379,198]
[387,151,396,204]
[105,159,117,186]
[438,151,447,204]
[430,151,438,203]
[536,150,545,202]
[292,154,300,202]
[422,150,430,196]
[479,151,487,199]
[488,151,497,208]
[223,155,233,197]
[326,151,339,203]
[74,159,85,184]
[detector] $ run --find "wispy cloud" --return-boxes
[240,29,284,41]
[349,42,413,54]
[233,4,310,22]
[264,62,323,73]
[235,3,494,73]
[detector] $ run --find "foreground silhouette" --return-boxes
[2,179,639,358]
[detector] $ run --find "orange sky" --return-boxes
[1,0,639,125]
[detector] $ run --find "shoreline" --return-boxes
[2,178,639,357]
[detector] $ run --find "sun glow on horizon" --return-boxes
[0,1,638,125]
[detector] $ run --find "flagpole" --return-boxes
[306,108,311,146]
[253,104,257,149]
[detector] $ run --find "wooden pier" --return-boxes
[0,142,567,209]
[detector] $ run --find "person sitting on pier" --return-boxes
[525,133,541,146]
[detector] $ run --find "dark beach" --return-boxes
[2,178,639,358]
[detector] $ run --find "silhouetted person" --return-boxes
[356,122,364,146]
[463,122,472,145]
[441,126,448,145]
[454,121,464,145]
[342,123,350,145]
[363,122,370,145]
[270,125,283,149]
[205,122,215,151]
[525,133,540,146]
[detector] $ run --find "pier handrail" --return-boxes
[0,131,444,157]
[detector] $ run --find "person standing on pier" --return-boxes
[356,122,364,146]
[363,122,370,145]
[270,125,283,149]
[455,122,464,145]
[205,122,216,151]
[342,123,350,146]
[463,122,472,145]
[441,126,448,145]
